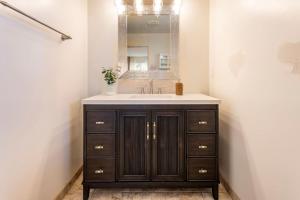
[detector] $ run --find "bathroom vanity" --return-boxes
[82,94,221,200]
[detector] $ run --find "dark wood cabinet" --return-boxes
[83,105,219,200]
[152,111,184,181]
[118,111,151,181]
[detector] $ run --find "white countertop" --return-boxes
[82,93,221,105]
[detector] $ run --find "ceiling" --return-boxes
[125,0,174,6]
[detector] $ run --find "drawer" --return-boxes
[86,111,116,133]
[187,111,216,133]
[86,158,115,182]
[87,134,115,157]
[188,158,216,181]
[187,134,216,156]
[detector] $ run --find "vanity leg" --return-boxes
[83,185,90,200]
[212,184,219,200]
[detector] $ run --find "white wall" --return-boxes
[210,0,300,199]
[88,0,118,96]
[179,0,209,94]
[88,0,209,95]
[0,0,87,199]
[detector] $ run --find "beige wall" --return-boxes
[88,0,209,95]
[210,0,300,199]
[0,0,87,199]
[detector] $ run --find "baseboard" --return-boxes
[55,166,83,200]
[220,174,240,200]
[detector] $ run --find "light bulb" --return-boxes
[115,0,126,15]
[134,0,144,15]
[153,0,163,16]
[172,0,182,15]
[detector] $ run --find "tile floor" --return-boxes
[63,173,232,200]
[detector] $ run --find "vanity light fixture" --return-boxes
[134,0,144,15]
[115,0,126,15]
[153,0,163,16]
[172,0,182,15]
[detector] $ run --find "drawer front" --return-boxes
[187,111,216,133]
[188,158,216,181]
[87,134,115,157]
[86,111,116,133]
[187,134,216,156]
[86,158,115,182]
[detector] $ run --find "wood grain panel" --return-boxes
[187,158,216,181]
[86,158,115,182]
[87,134,115,157]
[86,111,116,133]
[187,110,216,133]
[187,134,216,157]
[119,111,151,181]
[152,111,184,181]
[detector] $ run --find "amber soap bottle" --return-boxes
[176,81,183,95]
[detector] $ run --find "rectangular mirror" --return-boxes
[118,10,179,80]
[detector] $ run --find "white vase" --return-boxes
[104,83,117,95]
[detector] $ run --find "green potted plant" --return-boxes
[102,67,120,95]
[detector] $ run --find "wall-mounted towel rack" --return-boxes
[0,1,72,41]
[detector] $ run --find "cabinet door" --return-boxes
[152,111,185,181]
[118,111,151,181]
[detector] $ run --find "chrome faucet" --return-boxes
[149,79,154,94]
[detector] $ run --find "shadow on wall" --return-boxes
[278,42,300,74]
[228,51,246,77]
[219,110,265,200]
[33,101,82,200]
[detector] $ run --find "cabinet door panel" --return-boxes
[118,111,151,181]
[152,111,184,181]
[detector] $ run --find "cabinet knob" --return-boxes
[95,169,104,174]
[198,145,208,149]
[95,121,105,125]
[198,121,208,125]
[198,169,208,174]
[94,145,104,150]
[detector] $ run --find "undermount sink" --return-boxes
[130,94,174,99]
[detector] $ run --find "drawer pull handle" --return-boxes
[153,122,156,140]
[146,122,150,140]
[95,169,104,174]
[94,145,104,150]
[198,121,208,125]
[198,145,208,149]
[198,169,208,174]
[95,121,105,125]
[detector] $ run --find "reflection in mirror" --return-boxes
[128,46,149,71]
[127,15,170,72]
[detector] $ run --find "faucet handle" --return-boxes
[137,87,146,94]
[157,88,163,94]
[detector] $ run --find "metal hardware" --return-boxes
[198,145,208,149]
[96,121,105,125]
[94,169,104,174]
[146,122,150,140]
[149,79,154,94]
[198,169,208,174]
[94,145,104,150]
[198,121,208,125]
[137,87,145,94]
[157,88,162,94]
[0,1,72,41]
[153,122,156,140]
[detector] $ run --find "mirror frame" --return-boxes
[118,7,179,80]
